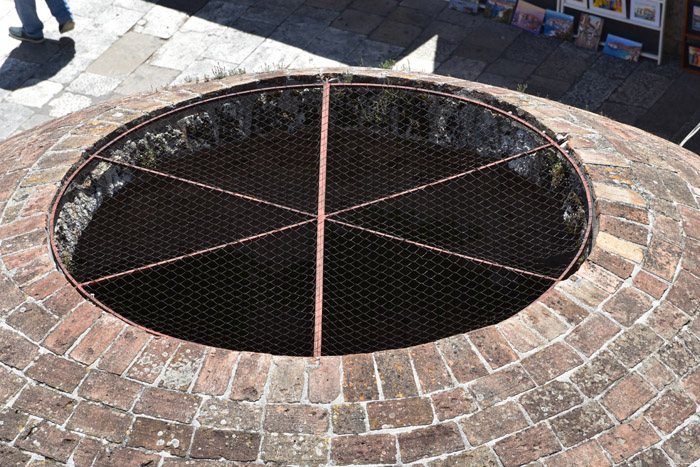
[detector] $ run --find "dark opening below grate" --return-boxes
[52,83,591,357]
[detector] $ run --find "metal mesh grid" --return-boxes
[52,83,591,357]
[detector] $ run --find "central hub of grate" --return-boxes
[52,83,591,356]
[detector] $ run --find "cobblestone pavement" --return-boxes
[0,0,699,153]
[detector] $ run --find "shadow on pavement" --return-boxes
[0,37,75,91]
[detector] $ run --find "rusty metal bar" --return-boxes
[326,143,553,218]
[94,155,315,218]
[79,219,316,287]
[327,218,559,281]
[314,80,331,358]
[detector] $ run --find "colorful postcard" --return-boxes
[574,13,604,50]
[693,6,700,32]
[543,10,575,39]
[512,1,546,34]
[449,0,480,14]
[690,45,700,67]
[591,0,626,19]
[630,0,662,28]
[485,0,517,24]
[603,34,643,62]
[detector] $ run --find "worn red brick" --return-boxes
[0,275,26,317]
[0,367,25,405]
[520,381,584,422]
[0,216,45,239]
[540,289,589,325]
[680,206,700,240]
[468,326,517,369]
[566,313,620,356]
[632,270,668,299]
[518,302,568,341]
[159,342,206,391]
[599,418,660,462]
[643,238,682,280]
[601,373,656,421]
[647,302,690,339]
[22,271,65,299]
[193,348,238,395]
[397,423,464,463]
[127,417,193,456]
[436,335,487,384]
[684,238,700,277]
[41,284,83,317]
[15,421,80,462]
[468,364,534,407]
[70,314,124,365]
[522,342,582,385]
[230,352,272,401]
[0,444,30,465]
[134,387,201,423]
[267,356,305,403]
[2,246,45,270]
[609,324,664,368]
[20,185,58,217]
[682,367,700,400]
[366,397,433,430]
[658,341,697,376]
[66,402,132,443]
[597,200,649,224]
[550,402,614,447]
[11,255,54,286]
[655,214,683,244]
[662,421,700,465]
[641,356,675,390]
[71,437,102,467]
[260,433,328,464]
[126,336,179,383]
[78,370,143,411]
[331,433,397,465]
[197,399,261,431]
[6,302,58,341]
[374,349,418,398]
[498,317,543,352]
[577,262,623,293]
[645,388,695,434]
[557,275,610,309]
[432,387,477,421]
[460,401,528,446]
[42,302,101,354]
[264,405,329,434]
[307,355,340,404]
[99,327,151,375]
[332,404,366,434]
[667,269,700,314]
[427,446,499,466]
[0,327,38,369]
[494,423,561,467]
[93,447,161,467]
[25,353,86,392]
[13,385,76,424]
[599,215,648,245]
[546,440,612,467]
[589,248,635,279]
[342,353,380,402]
[191,428,260,461]
[602,287,653,326]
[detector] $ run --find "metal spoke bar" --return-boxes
[79,219,316,287]
[94,155,316,218]
[314,80,331,358]
[327,218,559,281]
[326,143,553,218]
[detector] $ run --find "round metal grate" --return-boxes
[51,82,592,357]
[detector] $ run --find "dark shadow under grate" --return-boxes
[52,83,591,356]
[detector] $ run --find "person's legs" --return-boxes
[13,0,44,39]
[44,0,72,25]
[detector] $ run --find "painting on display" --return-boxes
[602,34,643,62]
[574,13,604,49]
[591,0,626,19]
[449,0,480,14]
[543,10,575,39]
[512,1,546,34]
[694,5,700,32]
[630,0,662,28]
[485,0,517,24]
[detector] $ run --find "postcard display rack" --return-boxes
[683,0,700,73]
[557,0,667,64]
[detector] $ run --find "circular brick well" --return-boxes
[1,69,699,466]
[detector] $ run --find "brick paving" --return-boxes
[0,68,699,465]
[0,0,699,155]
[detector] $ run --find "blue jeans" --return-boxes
[15,0,72,39]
